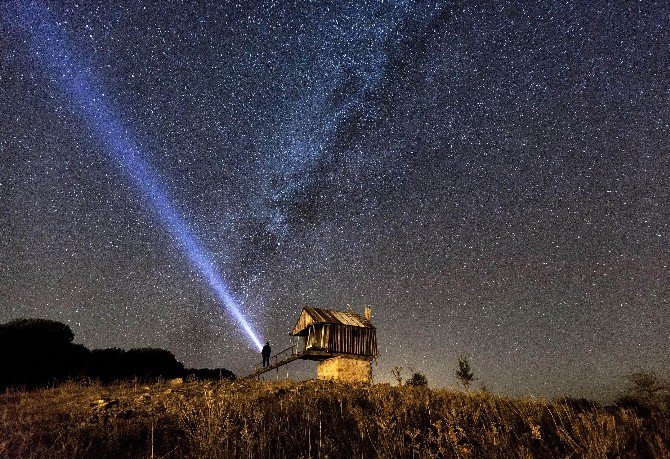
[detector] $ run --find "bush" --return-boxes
[405,372,428,387]
[615,371,669,416]
[615,395,653,418]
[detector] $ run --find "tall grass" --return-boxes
[1,379,668,458]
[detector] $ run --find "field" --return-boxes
[1,379,669,458]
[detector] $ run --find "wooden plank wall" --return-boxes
[306,324,378,357]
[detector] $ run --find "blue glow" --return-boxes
[7,1,263,351]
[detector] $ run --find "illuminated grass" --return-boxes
[1,380,668,458]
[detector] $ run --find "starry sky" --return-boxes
[1,0,668,401]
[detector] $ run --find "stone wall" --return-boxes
[317,355,372,383]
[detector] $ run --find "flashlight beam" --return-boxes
[8,1,263,351]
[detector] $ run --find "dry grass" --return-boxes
[1,379,668,458]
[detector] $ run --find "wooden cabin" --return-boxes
[291,306,378,383]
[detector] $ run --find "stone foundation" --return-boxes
[317,355,372,383]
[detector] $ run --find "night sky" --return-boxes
[1,0,668,401]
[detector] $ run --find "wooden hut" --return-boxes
[291,306,378,383]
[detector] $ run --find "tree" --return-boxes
[88,348,126,382]
[0,318,89,388]
[616,371,669,414]
[89,347,185,381]
[405,372,428,387]
[627,371,667,403]
[0,318,236,389]
[392,366,403,386]
[123,348,184,379]
[455,357,476,389]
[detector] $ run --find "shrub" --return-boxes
[405,372,428,387]
[615,371,669,415]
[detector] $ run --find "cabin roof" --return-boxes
[291,307,374,336]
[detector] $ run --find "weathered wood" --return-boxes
[304,324,378,357]
[292,307,374,336]
[246,306,378,383]
[242,353,304,380]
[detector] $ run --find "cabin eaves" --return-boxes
[291,307,374,336]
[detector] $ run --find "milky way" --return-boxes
[1,0,668,400]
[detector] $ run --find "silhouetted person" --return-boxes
[262,342,271,368]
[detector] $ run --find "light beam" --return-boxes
[6,0,263,351]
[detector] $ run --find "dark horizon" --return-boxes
[1,0,668,402]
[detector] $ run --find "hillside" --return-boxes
[1,379,668,458]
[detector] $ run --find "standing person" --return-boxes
[262,342,271,368]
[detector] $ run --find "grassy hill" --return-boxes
[1,379,668,458]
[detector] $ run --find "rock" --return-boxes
[169,377,183,385]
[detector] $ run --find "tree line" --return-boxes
[0,318,234,390]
